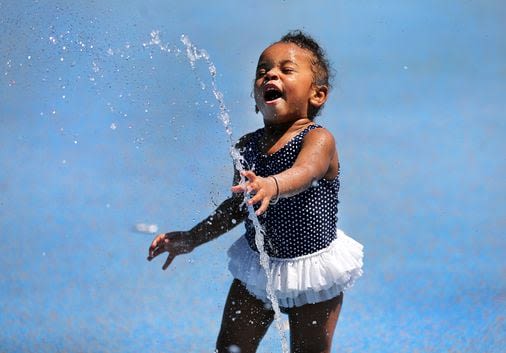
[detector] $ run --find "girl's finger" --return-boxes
[149,239,159,252]
[242,170,257,181]
[150,246,167,259]
[162,253,176,270]
[247,192,264,206]
[149,234,165,251]
[148,242,160,259]
[255,198,270,216]
[247,193,259,205]
[231,184,247,193]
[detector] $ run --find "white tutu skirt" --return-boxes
[227,229,364,308]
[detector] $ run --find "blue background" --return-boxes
[1,1,505,352]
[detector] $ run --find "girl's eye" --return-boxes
[256,69,266,77]
[282,67,294,74]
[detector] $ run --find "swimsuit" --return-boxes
[242,124,339,258]
[228,124,364,308]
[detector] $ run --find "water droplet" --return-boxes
[110,123,117,130]
[228,345,241,353]
[135,223,158,233]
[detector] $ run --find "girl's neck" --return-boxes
[259,118,314,155]
[263,117,313,138]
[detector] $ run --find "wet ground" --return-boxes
[1,1,505,352]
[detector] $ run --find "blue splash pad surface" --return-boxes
[1,0,505,352]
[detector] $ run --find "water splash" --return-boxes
[177,34,289,353]
[179,35,232,143]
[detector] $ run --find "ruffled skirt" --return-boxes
[227,229,364,308]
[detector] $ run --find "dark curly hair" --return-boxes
[278,30,333,118]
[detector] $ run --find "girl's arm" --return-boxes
[232,128,338,215]
[147,183,247,270]
[187,187,248,248]
[148,133,254,270]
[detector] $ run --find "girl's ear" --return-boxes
[310,85,328,108]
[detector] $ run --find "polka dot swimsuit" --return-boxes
[240,124,340,258]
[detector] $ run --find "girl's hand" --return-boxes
[231,170,278,216]
[147,231,195,270]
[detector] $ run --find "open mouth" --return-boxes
[263,86,283,102]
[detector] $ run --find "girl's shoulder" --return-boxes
[303,124,336,143]
[301,124,337,155]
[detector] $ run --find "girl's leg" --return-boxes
[216,279,274,353]
[288,292,344,353]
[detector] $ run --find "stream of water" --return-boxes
[150,32,290,353]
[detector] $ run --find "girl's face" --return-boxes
[254,42,327,124]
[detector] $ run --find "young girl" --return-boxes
[148,31,364,353]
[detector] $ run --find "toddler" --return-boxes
[148,30,364,353]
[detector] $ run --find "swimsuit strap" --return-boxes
[298,123,322,138]
[259,123,323,154]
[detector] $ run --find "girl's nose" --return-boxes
[265,69,279,81]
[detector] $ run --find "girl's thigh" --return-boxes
[216,279,274,353]
[288,292,344,353]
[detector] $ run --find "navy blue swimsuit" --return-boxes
[239,124,340,258]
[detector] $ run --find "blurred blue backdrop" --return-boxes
[1,1,505,352]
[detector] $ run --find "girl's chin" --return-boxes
[262,112,282,121]
[260,106,301,124]
[262,114,296,126]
